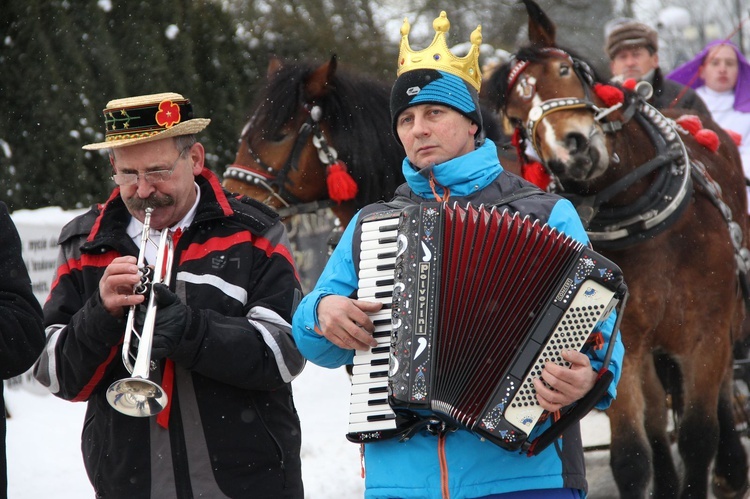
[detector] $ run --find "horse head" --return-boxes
[223,55,404,228]
[485,0,656,201]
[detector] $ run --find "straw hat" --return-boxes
[83,92,210,150]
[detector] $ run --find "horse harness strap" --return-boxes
[571,102,693,249]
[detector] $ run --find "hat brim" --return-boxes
[82,118,211,150]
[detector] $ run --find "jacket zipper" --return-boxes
[252,398,287,486]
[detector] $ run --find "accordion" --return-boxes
[347,202,627,453]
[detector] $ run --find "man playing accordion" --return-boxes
[292,11,624,499]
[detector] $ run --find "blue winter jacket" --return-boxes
[292,140,624,499]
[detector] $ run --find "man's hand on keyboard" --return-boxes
[316,295,382,350]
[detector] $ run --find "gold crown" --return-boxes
[397,11,483,91]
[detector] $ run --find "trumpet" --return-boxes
[106,207,173,417]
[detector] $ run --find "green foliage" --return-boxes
[0,0,263,211]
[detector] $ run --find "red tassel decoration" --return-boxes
[326,160,358,203]
[695,129,720,153]
[622,78,637,91]
[726,129,743,146]
[675,115,703,136]
[593,83,624,107]
[521,161,552,191]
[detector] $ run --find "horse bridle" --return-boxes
[223,104,340,218]
[506,48,628,164]
[506,48,750,271]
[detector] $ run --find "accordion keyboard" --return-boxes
[348,214,401,436]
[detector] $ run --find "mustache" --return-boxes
[124,194,175,211]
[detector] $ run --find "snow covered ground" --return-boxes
[6,362,613,498]
[6,362,365,498]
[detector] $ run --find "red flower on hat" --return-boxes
[155,100,181,129]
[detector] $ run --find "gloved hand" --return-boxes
[149,283,189,361]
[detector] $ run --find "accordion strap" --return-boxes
[388,185,542,210]
[524,370,614,457]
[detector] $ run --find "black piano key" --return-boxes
[373,330,391,339]
[379,224,399,232]
[375,290,392,299]
[377,251,397,260]
[372,346,390,354]
[375,278,395,287]
[378,236,397,244]
[371,358,389,366]
[367,413,396,422]
[368,385,388,394]
[368,398,388,406]
[376,263,396,272]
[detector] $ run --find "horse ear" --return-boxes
[522,0,556,48]
[267,56,284,79]
[305,54,338,99]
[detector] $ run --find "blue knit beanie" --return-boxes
[390,69,482,141]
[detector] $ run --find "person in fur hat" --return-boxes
[605,19,709,114]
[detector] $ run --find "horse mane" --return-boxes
[248,60,405,208]
[485,45,605,113]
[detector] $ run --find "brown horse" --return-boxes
[223,55,404,229]
[222,56,405,291]
[485,1,750,497]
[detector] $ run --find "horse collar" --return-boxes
[573,101,693,249]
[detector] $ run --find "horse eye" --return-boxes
[560,65,570,76]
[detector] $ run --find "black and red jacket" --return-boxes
[34,169,305,498]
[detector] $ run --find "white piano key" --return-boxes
[349,393,389,407]
[348,410,397,424]
[361,217,400,232]
[357,266,394,279]
[352,351,389,365]
[359,256,396,270]
[350,399,390,414]
[352,362,389,375]
[351,372,389,385]
[360,228,398,242]
[361,238,398,251]
[348,418,398,433]
[358,286,394,300]
[360,248,398,262]
[350,379,388,394]
[358,276,395,290]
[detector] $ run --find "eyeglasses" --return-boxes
[111,147,189,186]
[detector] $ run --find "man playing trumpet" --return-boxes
[34,92,305,498]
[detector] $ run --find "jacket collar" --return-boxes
[401,140,504,199]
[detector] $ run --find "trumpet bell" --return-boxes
[106,377,168,417]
